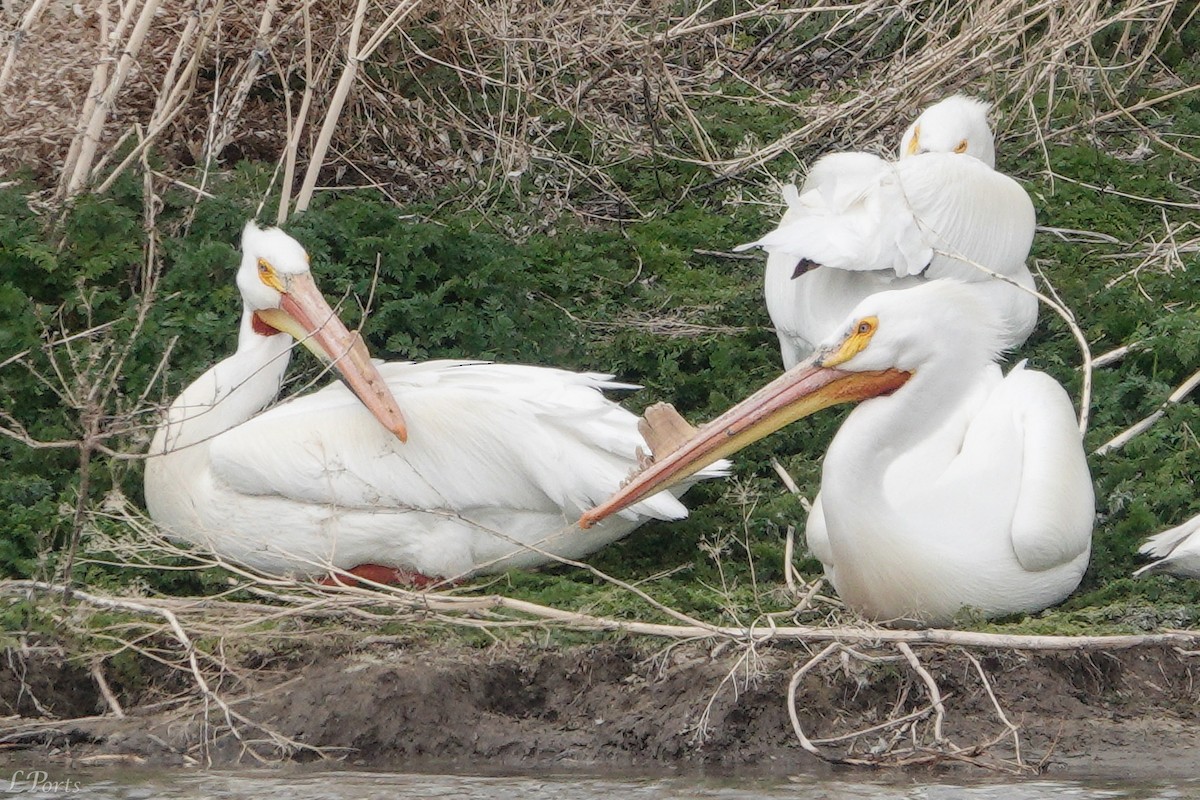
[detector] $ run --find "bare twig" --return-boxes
[897,642,946,745]
[8,578,1200,653]
[0,0,52,93]
[62,0,165,198]
[963,649,1023,768]
[1091,341,1146,369]
[1094,368,1200,456]
[202,0,279,166]
[89,662,125,718]
[294,0,421,214]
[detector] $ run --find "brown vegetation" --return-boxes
[2,0,1192,214]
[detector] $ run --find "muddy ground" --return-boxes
[2,638,1199,777]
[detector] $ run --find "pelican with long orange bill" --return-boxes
[580,281,1095,625]
[145,222,728,589]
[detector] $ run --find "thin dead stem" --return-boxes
[1094,368,1200,456]
[786,641,1033,770]
[963,649,1023,768]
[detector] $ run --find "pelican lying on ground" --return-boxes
[145,222,727,584]
[1135,516,1200,578]
[754,95,1038,367]
[581,281,1094,624]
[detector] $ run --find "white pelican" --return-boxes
[145,222,727,584]
[581,281,1094,624]
[754,95,1038,368]
[1135,516,1200,578]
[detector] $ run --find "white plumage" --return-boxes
[582,281,1094,624]
[748,95,1038,367]
[1135,515,1200,578]
[145,222,726,582]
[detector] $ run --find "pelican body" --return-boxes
[582,281,1094,624]
[145,223,726,582]
[754,96,1038,367]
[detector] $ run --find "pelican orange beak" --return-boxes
[255,273,408,442]
[578,356,911,528]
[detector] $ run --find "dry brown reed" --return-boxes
[0,0,1189,216]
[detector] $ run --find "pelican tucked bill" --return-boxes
[752,95,1039,368]
[581,280,1094,624]
[145,222,728,585]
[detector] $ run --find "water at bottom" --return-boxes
[1,767,1194,800]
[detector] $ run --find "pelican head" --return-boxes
[238,221,408,441]
[580,281,1003,527]
[810,279,1006,376]
[899,95,995,168]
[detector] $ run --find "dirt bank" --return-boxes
[2,638,1199,776]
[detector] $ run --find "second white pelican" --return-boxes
[754,95,1038,368]
[145,223,727,585]
[581,281,1094,624]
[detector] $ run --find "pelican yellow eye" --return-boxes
[257,258,285,291]
[823,316,879,367]
[954,139,968,154]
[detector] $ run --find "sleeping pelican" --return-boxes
[754,95,1038,367]
[1135,516,1200,578]
[145,222,727,584]
[581,281,1094,624]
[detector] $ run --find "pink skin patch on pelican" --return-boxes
[251,312,284,337]
[319,563,442,590]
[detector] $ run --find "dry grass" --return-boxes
[0,0,1191,215]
